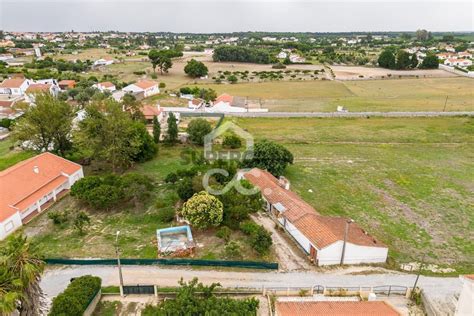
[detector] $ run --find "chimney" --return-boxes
[33,166,39,174]
[278,176,290,190]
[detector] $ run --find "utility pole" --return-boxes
[340,219,354,265]
[411,254,426,296]
[115,230,125,297]
[443,95,448,112]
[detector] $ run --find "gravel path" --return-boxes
[251,213,312,272]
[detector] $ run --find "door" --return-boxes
[310,246,317,263]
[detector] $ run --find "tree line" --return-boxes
[213,46,276,64]
[378,48,439,70]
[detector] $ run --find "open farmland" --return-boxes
[198,77,474,112]
[233,116,474,273]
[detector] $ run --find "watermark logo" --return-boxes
[203,121,253,161]
[202,168,260,196]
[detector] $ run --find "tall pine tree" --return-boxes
[152,116,161,143]
[165,112,178,145]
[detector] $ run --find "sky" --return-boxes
[1,0,473,33]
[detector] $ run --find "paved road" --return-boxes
[225,111,474,118]
[40,265,461,306]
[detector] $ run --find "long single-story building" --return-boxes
[243,168,388,266]
[0,153,83,240]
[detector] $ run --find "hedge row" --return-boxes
[49,275,101,316]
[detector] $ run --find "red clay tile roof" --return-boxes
[215,93,233,104]
[98,81,115,88]
[0,78,27,89]
[275,301,400,316]
[464,275,474,281]
[134,80,157,90]
[0,153,82,222]
[26,83,51,93]
[244,168,385,249]
[58,80,76,88]
[141,105,162,118]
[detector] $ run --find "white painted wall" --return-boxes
[284,220,311,254]
[144,85,159,97]
[0,212,22,240]
[318,240,388,266]
[455,277,474,316]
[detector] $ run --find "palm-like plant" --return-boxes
[0,234,45,315]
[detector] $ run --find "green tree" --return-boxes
[415,29,432,41]
[164,112,178,145]
[396,50,411,70]
[122,93,145,122]
[420,54,439,69]
[12,93,75,156]
[227,75,238,84]
[142,278,259,315]
[75,99,155,171]
[218,181,263,229]
[0,234,45,315]
[187,118,212,146]
[181,191,223,229]
[152,116,161,143]
[378,50,396,69]
[74,211,90,235]
[184,59,209,78]
[242,139,294,177]
[148,49,172,75]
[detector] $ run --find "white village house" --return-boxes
[444,58,473,67]
[122,80,160,98]
[25,82,60,103]
[242,168,388,266]
[0,78,31,96]
[93,81,116,92]
[0,153,83,240]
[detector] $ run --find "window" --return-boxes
[4,221,15,232]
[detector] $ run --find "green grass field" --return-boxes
[0,139,35,171]
[199,77,474,112]
[233,116,474,272]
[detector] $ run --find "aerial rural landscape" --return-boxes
[0,0,473,315]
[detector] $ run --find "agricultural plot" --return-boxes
[233,116,474,273]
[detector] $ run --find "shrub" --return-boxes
[215,226,232,241]
[176,177,195,201]
[239,220,272,254]
[150,73,158,79]
[159,82,166,88]
[70,173,153,209]
[181,191,223,229]
[0,118,12,129]
[48,210,69,225]
[224,241,241,259]
[50,275,101,316]
[272,63,286,69]
[165,172,178,183]
[222,134,242,149]
[156,208,175,223]
[133,70,146,75]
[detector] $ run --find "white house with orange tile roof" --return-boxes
[93,81,116,92]
[122,80,159,98]
[444,58,472,67]
[0,78,31,96]
[242,168,388,266]
[0,153,83,240]
[93,56,115,67]
[25,83,60,103]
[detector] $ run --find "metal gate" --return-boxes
[123,285,155,295]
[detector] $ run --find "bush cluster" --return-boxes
[71,173,153,209]
[239,220,273,254]
[49,275,101,316]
